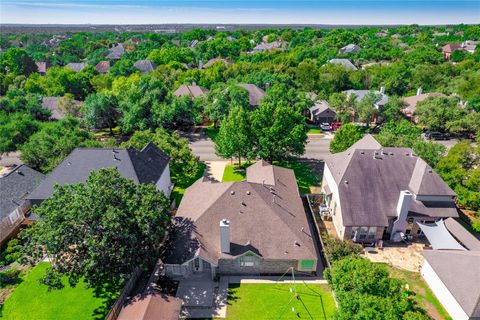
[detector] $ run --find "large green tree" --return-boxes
[0,112,39,153]
[22,168,171,289]
[250,103,307,161]
[330,123,363,153]
[215,106,253,164]
[82,92,119,134]
[415,96,467,133]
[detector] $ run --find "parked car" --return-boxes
[425,131,449,140]
[320,123,332,131]
[331,122,343,131]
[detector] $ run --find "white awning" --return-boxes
[418,220,467,251]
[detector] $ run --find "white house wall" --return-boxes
[322,164,346,239]
[156,163,172,197]
[421,260,470,320]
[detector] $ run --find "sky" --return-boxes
[1,0,479,25]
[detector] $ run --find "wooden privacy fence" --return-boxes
[105,267,142,320]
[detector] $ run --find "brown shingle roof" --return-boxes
[442,43,462,53]
[41,96,82,120]
[422,250,480,318]
[173,84,208,98]
[117,293,182,320]
[134,60,157,73]
[324,135,457,227]
[35,61,49,73]
[95,61,110,74]
[237,83,266,106]
[403,93,445,114]
[164,161,317,265]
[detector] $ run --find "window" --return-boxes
[8,209,21,224]
[240,255,256,267]
[351,226,377,241]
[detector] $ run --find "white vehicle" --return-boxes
[320,123,332,131]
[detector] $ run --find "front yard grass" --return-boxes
[171,162,207,206]
[387,266,452,320]
[1,262,118,320]
[221,161,318,194]
[225,283,336,319]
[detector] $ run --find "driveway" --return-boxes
[204,161,229,181]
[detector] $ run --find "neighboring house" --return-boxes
[106,43,125,60]
[202,58,232,69]
[189,39,199,49]
[463,40,478,53]
[421,250,480,320]
[35,61,50,75]
[237,83,266,107]
[134,60,158,73]
[442,43,463,60]
[27,142,172,204]
[344,88,389,111]
[173,84,208,99]
[376,31,388,37]
[66,62,87,72]
[338,44,360,54]
[163,161,319,279]
[0,165,45,246]
[328,59,357,71]
[117,293,182,320]
[307,100,336,124]
[171,39,181,47]
[95,61,110,74]
[321,135,457,244]
[251,41,287,53]
[401,89,445,121]
[41,96,82,120]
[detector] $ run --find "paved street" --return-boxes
[184,129,332,161]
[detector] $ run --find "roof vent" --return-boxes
[389,152,394,156]
[360,151,365,155]
[344,180,349,185]
[113,154,120,161]
[241,201,246,206]
[246,191,251,195]
[67,162,72,165]
[230,191,235,195]
[294,241,300,247]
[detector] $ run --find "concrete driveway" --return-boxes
[204,161,229,182]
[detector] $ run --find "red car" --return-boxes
[331,122,343,131]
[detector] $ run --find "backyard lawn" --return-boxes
[225,283,336,319]
[1,262,118,320]
[388,266,452,320]
[222,162,250,182]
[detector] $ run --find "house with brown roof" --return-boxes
[35,61,50,75]
[117,293,182,320]
[307,100,336,124]
[321,135,457,244]
[401,89,445,121]
[134,60,157,73]
[442,43,463,60]
[201,58,232,69]
[95,61,110,74]
[237,83,266,106]
[163,161,319,279]
[173,84,208,99]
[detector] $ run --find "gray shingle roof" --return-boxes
[237,83,266,106]
[134,60,157,73]
[324,135,457,227]
[309,100,336,118]
[27,143,169,201]
[344,89,389,107]
[444,218,480,251]
[163,161,317,265]
[173,84,208,98]
[0,165,45,219]
[328,59,358,71]
[41,96,82,120]
[106,43,125,59]
[339,44,360,53]
[422,250,480,318]
[66,62,87,72]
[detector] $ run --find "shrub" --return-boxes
[323,235,362,263]
[0,268,21,287]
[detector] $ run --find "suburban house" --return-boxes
[66,62,87,72]
[307,100,337,124]
[251,41,287,53]
[421,250,480,320]
[106,43,125,59]
[401,89,445,121]
[328,59,357,71]
[321,135,457,244]
[134,60,158,73]
[338,44,360,54]
[27,143,172,204]
[41,96,83,120]
[237,83,266,107]
[344,88,389,110]
[174,84,208,99]
[95,61,110,74]
[443,41,478,60]
[201,58,232,69]
[189,39,199,49]
[163,161,319,279]
[35,61,50,75]
[0,165,45,246]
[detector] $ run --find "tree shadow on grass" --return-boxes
[90,281,122,320]
[226,283,240,306]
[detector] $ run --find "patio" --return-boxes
[361,241,427,272]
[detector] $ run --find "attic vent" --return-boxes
[113,154,120,161]
[245,240,251,246]
[405,153,409,156]
[230,191,235,195]
[241,201,246,206]
[246,191,251,195]
[16,171,24,176]
[389,152,394,156]
[67,162,72,165]
[428,169,433,173]
[284,251,288,255]
[360,151,365,155]
[344,180,349,185]
[294,241,300,247]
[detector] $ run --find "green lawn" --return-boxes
[1,263,118,320]
[171,162,207,205]
[307,127,323,135]
[388,266,452,320]
[205,124,219,142]
[221,161,318,194]
[225,283,336,319]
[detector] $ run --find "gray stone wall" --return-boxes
[218,257,299,275]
